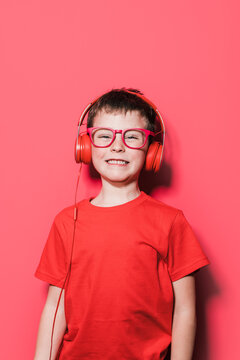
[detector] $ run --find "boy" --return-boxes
[34,88,210,360]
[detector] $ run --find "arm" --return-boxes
[34,285,67,360]
[170,274,197,360]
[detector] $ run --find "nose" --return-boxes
[110,133,125,152]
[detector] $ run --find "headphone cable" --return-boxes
[48,162,82,360]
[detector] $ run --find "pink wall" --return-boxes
[0,1,239,359]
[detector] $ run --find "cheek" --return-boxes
[91,147,106,166]
[132,150,148,164]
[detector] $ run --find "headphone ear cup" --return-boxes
[145,142,163,173]
[75,134,92,164]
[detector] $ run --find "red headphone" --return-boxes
[74,89,165,173]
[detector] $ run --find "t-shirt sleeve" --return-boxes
[166,210,210,282]
[34,214,69,288]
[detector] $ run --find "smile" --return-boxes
[106,160,129,165]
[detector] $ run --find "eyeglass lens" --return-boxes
[91,128,146,148]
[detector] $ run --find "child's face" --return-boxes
[90,110,149,186]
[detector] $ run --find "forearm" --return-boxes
[170,308,197,360]
[34,302,67,360]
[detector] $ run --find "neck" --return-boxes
[90,181,141,207]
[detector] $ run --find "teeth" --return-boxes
[107,160,128,164]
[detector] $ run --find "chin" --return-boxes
[102,174,131,182]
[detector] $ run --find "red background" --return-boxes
[0,1,239,359]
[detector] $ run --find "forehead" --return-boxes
[92,109,148,129]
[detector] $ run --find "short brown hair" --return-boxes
[87,88,157,145]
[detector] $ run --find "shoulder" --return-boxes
[53,198,87,225]
[52,202,79,230]
[54,204,74,222]
[142,192,183,222]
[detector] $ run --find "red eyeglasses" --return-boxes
[87,127,160,149]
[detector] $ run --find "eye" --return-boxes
[98,134,111,138]
[93,129,113,140]
[125,131,142,140]
[126,135,139,139]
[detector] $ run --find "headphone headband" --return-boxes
[77,89,165,138]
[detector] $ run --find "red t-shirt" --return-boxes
[34,191,210,360]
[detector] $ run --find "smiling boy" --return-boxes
[34,88,210,360]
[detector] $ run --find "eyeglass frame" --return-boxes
[86,126,160,149]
